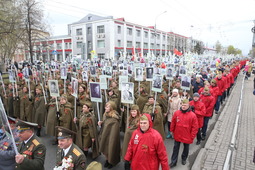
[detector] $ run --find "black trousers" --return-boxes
[171,140,190,164]
[197,128,202,141]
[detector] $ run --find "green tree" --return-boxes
[194,42,204,54]
[227,45,242,55]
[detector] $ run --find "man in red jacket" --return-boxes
[214,72,226,114]
[169,99,198,168]
[200,87,215,140]
[124,114,169,170]
[189,93,206,145]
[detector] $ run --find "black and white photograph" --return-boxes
[23,67,30,81]
[104,66,112,77]
[51,61,56,71]
[118,75,128,90]
[90,66,96,77]
[179,65,186,75]
[99,75,107,89]
[60,66,67,79]
[135,67,143,81]
[210,60,217,70]
[90,82,102,103]
[152,75,162,92]
[181,75,191,90]
[146,67,153,81]
[82,71,88,81]
[71,77,78,98]
[121,82,134,104]
[166,68,173,79]
[48,80,60,97]
[8,70,16,83]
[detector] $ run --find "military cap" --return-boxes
[16,120,38,132]
[84,101,92,108]
[148,95,155,100]
[86,161,102,170]
[56,126,76,140]
[35,85,42,90]
[182,99,189,104]
[60,94,68,100]
[140,114,149,121]
[131,104,139,111]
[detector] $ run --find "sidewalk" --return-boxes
[192,74,255,170]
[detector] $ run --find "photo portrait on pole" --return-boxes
[121,82,134,104]
[60,66,67,79]
[135,67,143,81]
[8,70,16,83]
[118,75,128,90]
[152,74,163,92]
[48,80,60,97]
[71,77,78,98]
[82,71,88,82]
[104,66,112,78]
[90,66,97,77]
[181,75,191,90]
[146,67,154,81]
[89,82,102,103]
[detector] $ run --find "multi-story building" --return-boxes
[32,13,211,62]
[68,14,190,60]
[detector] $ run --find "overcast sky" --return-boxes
[43,0,255,55]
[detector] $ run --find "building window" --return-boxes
[144,31,148,38]
[87,27,92,34]
[127,41,132,48]
[167,45,170,50]
[117,26,121,34]
[56,43,62,50]
[98,53,105,59]
[97,25,105,33]
[97,40,105,48]
[88,41,92,49]
[157,34,160,40]
[136,30,141,37]
[76,42,82,48]
[127,28,132,36]
[117,40,121,47]
[144,43,148,49]
[65,43,68,49]
[157,44,160,49]
[136,42,141,48]
[151,33,154,39]
[162,44,165,49]
[76,28,82,36]
[69,43,72,49]
[150,43,154,49]
[88,16,92,20]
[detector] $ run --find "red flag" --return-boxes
[174,48,183,56]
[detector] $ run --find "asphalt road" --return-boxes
[40,113,219,170]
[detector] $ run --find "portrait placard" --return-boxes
[181,75,191,90]
[121,82,134,104]
[71,77,78,98]
[89,82,102,103]
[99,75,108,90]
[48,80,60,97]
[118,76,128,91]
[134,67,143,81]
[152,74,162,92]
[146,67,154,81]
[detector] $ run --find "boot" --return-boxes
[166,131,172,139]
[36,128,41,137]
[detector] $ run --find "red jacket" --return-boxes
[210,85,219,105]
[189,100,206,128]
[124,114,169,170]
[170,108,198,144]
[199,94,215,117]
[214,77,226,96]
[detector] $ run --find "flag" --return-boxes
[174,48,183,56]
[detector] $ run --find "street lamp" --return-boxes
[154,11,167,57]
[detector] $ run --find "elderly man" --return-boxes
[15,120,46,170]
[124,114,169,170]
[169,99,198,168]
[56,126,86,170]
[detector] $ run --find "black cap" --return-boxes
[16,120,38,132]
[56,126,76,139]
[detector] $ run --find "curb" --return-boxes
[191,148,206,170]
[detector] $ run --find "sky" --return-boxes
[42,0,255,55]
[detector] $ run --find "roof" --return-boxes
[71,13,113,25]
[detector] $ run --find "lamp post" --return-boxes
[252,20,255,58]
[154,11,167,57]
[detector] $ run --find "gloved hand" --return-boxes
[29,98,32,102]
[124,160,130,170]
[56,111,60,118]
[151,113,155,121]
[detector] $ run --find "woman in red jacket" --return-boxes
[200,87,215,140]
[189,93,206,145]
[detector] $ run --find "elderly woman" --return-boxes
[98,101,120,169]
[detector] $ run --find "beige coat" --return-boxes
[167,95,182,122]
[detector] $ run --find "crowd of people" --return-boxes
[0,57,251,169]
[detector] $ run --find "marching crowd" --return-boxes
[0,57,250,170]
